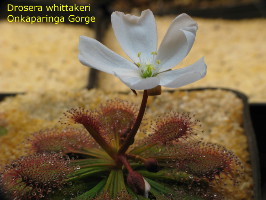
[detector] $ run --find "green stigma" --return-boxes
[136,52,161,79]
[141,64,155,78]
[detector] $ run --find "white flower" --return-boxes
[143,178,151,198]
[79,9,207,90]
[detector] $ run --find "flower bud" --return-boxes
[127,171,150,197]
[144,158,159,172]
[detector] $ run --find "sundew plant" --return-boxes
[0,10,243,200]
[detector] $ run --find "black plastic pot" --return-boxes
[153,2,266,19]
[0,93,23,102]
[250,103,266,200]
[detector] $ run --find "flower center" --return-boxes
[136,52,161,79]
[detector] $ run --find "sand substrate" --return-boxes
[0,89,253,199]
[0,21,93,92]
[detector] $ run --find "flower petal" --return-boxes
[111,9,157,63]
[156,13,198,72]
[143,178,151,198]
[114,70,160,90]
[78,36,137,74]
[159,57,207,88]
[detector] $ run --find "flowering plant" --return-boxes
[0,10,242,200]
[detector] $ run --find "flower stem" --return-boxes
[118,90,148,154]
[118,155,133,172]
[82,124,116,160]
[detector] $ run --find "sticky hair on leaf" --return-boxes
[99,99,138,145]
[29,127,97,154]
[62,107,103,133]
[62,107,95,125]
[0,153,73,200]
[147,112,198,145]
[173,141,243,181]
[154,187,224,200]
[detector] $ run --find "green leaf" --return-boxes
[67,166,109,182]
[72,158,114,167]
[104,169,126,198]
[74,179,106,200]
[116,170,126,195]
[126,186,149,200]
[0,126,8,136]
[145,177,174,195]
[129,143,156,155]
[82,148,112,160]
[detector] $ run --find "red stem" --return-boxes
[118,90,148,154]
[118,155,133,172]
[82,124,116,160]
